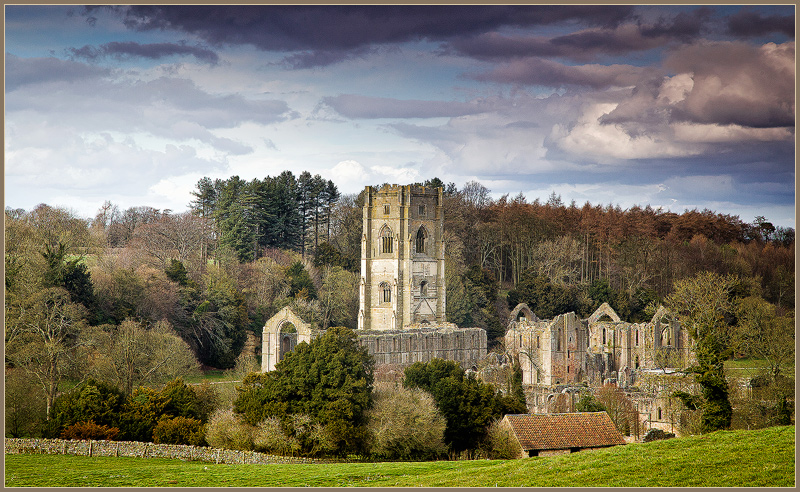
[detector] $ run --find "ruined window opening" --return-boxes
[603,328,606,345]
[662,328,671,346]
[383,204,390,215]
[380,282,391,304]
[380,225,393,254]
[657,407,662,420]
[415,226,427,254]
[420,280,428,297]
[557,328,562,351]
[537,336,540,348]
[635,355,640,369]
[418,204,426,216]
[636,329,639,346]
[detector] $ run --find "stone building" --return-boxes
[358,184,446,331]
[504,302,692,388]
[501,412,626,458]
[261,183,486,373]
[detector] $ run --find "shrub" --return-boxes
[285,414,336,458]
[367,384,447,461]
[642,428,676,443]
[47,379,126,438]
[481,419,521,459]
[252,417,300,456]
[152,416,205,446]
[204,409,254,451]
[404,358,527,453]
[60,421,120,441]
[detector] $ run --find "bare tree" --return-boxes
[133,212,210,267]
[87,318,200,395]
[5,287,88,416]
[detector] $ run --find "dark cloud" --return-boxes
[639,8,713,40]
[85,5,634,67]
[5,53,111,91]
[664,41,795,128]
[322,94,494,119]
[447,9,715,63]
[471,57,656,90]
[278,46,381,69]
[726,10,795,38]
[68,41,219,64]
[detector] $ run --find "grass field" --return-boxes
[5,425,794,487]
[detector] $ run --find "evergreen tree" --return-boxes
[234,326,374,457]
[403,359,526,453]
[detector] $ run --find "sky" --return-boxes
[4,5,796,228]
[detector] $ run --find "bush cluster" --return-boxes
[46,378,215,445]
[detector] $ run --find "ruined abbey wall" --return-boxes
[505,302,694,387]
[358,324,486,369]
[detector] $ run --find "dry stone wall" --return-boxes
[5,438,329,464]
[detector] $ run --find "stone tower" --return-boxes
[358,184,446,331]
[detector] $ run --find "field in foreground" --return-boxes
[5,426,794,487]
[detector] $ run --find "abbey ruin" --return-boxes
[263,184,486,373]
[261,183,697,435]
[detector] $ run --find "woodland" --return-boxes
[4,170,795,453]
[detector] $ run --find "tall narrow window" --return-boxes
[380,225,393,254]
[420,280,428,297]
[380,282,391,304]
[415,226,427,254]
[383,204,390,215]
[418,204,426,216]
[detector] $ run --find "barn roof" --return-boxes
[504,412,626,451]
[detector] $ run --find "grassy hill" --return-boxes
[5,425,794,487]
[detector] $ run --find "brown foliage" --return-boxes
[60,421,120,441]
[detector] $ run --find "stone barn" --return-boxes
[501,412,626,458]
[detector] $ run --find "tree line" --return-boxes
[4,170,794,442]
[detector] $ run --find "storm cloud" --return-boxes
[68,41,219,64]
[5,5,795,227]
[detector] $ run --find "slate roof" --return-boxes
[504,412,626,451]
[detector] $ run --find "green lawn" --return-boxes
[5,426,794,487]
[724,358,787,379]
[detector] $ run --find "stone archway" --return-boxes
[261,306,314,372]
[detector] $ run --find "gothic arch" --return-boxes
[415,225,428,254]
[509,303,539,323]
[261,306,314,372]
[379,224,393,254]
[588,302,621,324]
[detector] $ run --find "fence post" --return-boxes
[88,440,93,457]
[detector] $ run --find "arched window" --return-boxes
[380,225,393,254]
[662,328,671,346]
[420,280,428,297]
[380,282,391,304]
[415,226,427,254]
[657,407,662,420]
[635,355,640,369]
